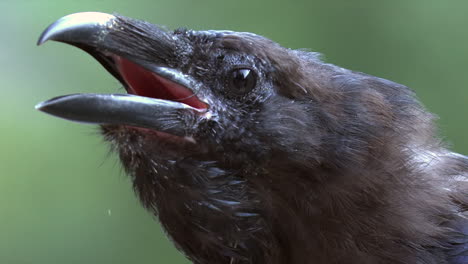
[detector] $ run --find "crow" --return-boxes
[36,12,467,264]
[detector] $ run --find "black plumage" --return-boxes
[37,12,468,264]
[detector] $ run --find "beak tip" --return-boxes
[36,12,116,47]
[36,33,49,46]
[35,101,46,111]
[35,95,68,113]
[37,22,58,46]
[35,100,54,114]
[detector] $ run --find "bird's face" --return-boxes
[38,8,325,247]
[101,29,284,180]
[38,13,323,261]
[100,31,275,162]
[37,13,321,173]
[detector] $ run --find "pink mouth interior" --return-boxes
[113,56,207,110]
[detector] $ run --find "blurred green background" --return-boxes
[1,0,467,263]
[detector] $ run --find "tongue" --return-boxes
[114,56,207,110]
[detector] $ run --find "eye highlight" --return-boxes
[228,68,257,95]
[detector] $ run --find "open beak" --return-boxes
[36,12,208,137]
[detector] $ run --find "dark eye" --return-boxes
[228,68,257,95]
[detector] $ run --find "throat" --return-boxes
[129,156,272,263]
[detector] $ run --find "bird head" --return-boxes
[36,12,338,175]
[37,12,447,263]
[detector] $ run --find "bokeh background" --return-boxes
[1,0,467,263]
